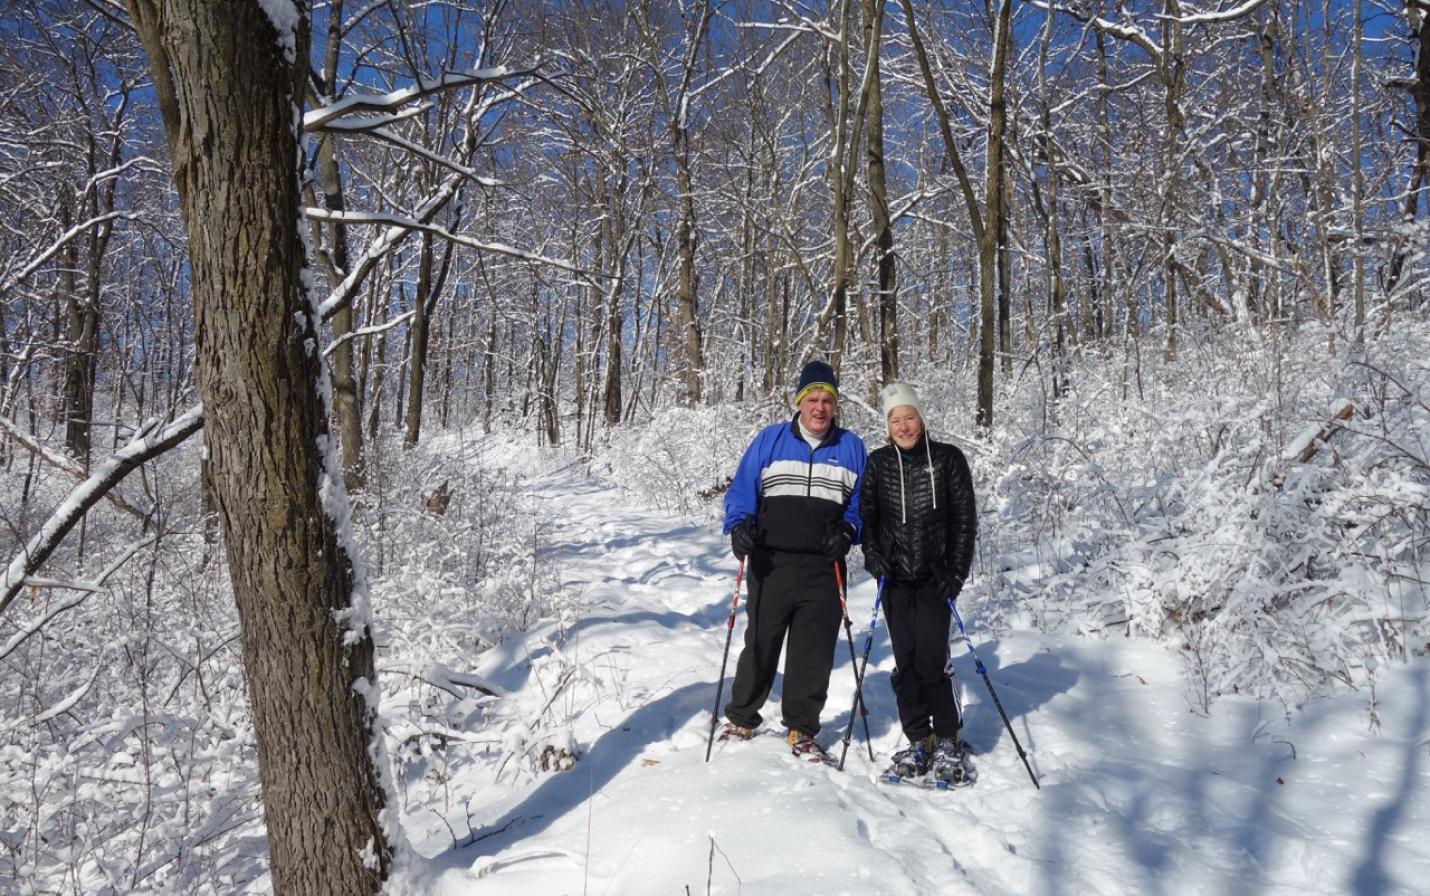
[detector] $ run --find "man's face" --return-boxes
[798,390,836,436]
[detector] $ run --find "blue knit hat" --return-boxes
[793,360,838,406]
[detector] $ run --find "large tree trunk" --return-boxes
[643,0,713,405]
[126,1,392,893]
[58,195,94,464]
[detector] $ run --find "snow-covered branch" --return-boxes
[0,211,131,295]
[1170,0,1273,26]
[303,65,541,131]
[322,309,415,358]
[0,406,203,616]
[305,208,599,282]
[1033,2,1162,64]
[0,414,151,520]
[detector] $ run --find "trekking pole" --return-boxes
[948,598,1040,789]
[833,562,874,766]
[705,558,747,762]
[837,576,886,771]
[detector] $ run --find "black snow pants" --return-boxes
[884,577,961,741]
[724,550,842,737]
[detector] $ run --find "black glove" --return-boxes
[821,521,855,562]
[730,519,756,561]
[865,553,890,581]
[933,567,963,602]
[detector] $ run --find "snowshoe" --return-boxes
[885,735,934,780]
[718,722,754,742]
[787,730,831,764]
[931,737,974,787]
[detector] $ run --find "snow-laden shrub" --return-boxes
[0,426,577,893]
[598,402,775,518]
[958,322,1429,710]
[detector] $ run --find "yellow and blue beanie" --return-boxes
[793,360,838,406]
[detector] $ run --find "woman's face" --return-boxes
[888,407,923,450]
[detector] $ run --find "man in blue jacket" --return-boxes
[720,360,867,761]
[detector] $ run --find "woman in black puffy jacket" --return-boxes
[860,382,978,782]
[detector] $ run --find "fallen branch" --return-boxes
[1288,399,1357,464]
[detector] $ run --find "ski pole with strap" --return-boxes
[838,575,885,771]
[705,558,746,762]
[833,562,874,766]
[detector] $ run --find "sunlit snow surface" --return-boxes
[388,458,1429,896]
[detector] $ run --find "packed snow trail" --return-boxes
[399,466,1430,895]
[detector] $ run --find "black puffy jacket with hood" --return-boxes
[859,435,977,590]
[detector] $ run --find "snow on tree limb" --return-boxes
[33,668,101,723]
[302,65,540,131]
[0,406,203,616]
[305,207,600,282]
[0,211,130,295]
[0,414,152,520]
[1171,0,1273,26]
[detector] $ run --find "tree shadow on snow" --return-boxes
[442,681,709,862]
[1348,662,1427,896]
[950,641,1080,762]
[1027,652,1429,896]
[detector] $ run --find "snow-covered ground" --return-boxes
[394,466,1430,896]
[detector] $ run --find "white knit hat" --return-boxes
[880,382,922,422]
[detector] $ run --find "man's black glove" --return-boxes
[730,519,756,561]
[821,521,855,562]
[864,553,890,581]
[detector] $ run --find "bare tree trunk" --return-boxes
[863,0,897,383]
[126,2,392,892]
[1350,0,1366,334]
[898,0,999,425]
[1386,3,1429,301]
[404,235,435,448]
[1160,0,1186,361]
[979,0,1013,427]
[997,144,1013,374]
[824,0,856,372]
[1094,3,1119,345]
[641,0,712,404]
[309,0,365,489]
[600,172,624,426]
[1039,0,1067,398]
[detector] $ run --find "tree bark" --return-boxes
[863,0,897,383]
[314,0,365,489]
[979,0,1013,427]
[125,1,392,892]
[1039,0,1067,397]
[1386,2,1429,300]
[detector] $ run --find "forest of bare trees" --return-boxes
[4,0,1425,462]
[1,0,1427,891]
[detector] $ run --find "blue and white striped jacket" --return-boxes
[723,416,867,554]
